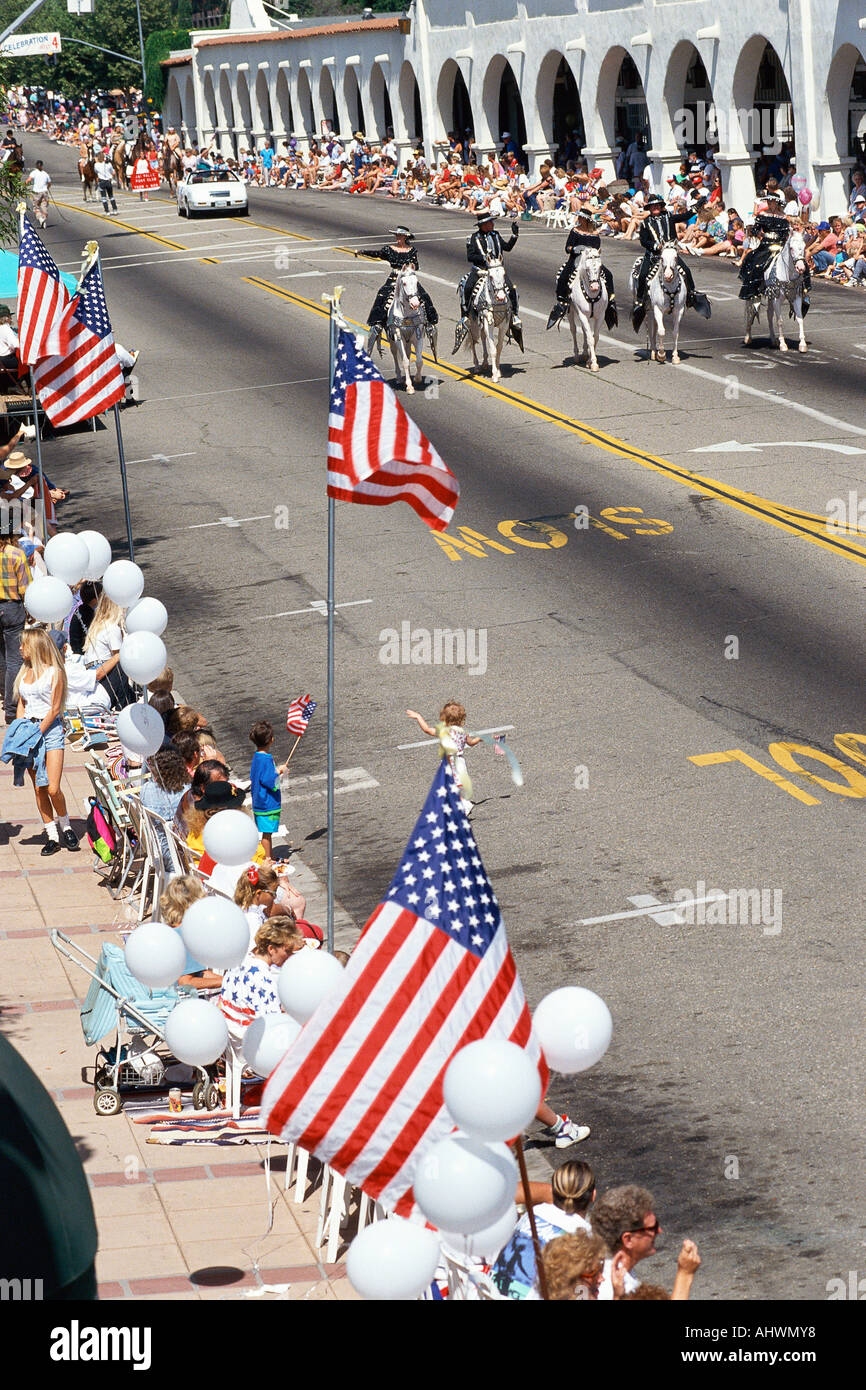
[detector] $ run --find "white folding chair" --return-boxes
[315,1163,350,1264]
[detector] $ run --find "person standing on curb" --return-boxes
[25,159,51,228]
[0,519,29,724]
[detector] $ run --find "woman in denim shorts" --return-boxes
[15,628,78,855]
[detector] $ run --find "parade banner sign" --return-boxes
[0,32,62,57]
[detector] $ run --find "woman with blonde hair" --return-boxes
[219,915,305,1037]
[492,1160,597,1300]
[158,875,223,991]
[83,592,133,708]
[14,626,77,854]
[541,1231,608,1300]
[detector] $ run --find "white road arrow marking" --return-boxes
[691,440,866,455]
[577,892,727,927]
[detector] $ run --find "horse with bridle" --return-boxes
[632,241,687,363]
[463,260,513,382]
[112,138,128,191]
[78,155,98,201]
[743,229,808,353]
[384,265,436,393]
[567,246,609,372]
[162,142,182,193]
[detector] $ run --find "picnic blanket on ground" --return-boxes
[141,1108,272,1145]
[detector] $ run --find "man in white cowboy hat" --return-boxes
[455,209,524,352]
[0,451,60,531]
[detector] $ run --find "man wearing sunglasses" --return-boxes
[590,1185,662,1300]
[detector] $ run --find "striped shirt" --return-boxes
[0,543,31,600]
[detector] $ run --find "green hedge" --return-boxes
[143,28,190,109]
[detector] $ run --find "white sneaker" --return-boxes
[542,1113,591,1147]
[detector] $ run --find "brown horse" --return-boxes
[162,143,181,193]
[112,139,128,191]
[78,158,98,201]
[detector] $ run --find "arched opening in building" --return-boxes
[399,60,422,142]
[296,67,314,135]
[370,62,394,140]
[255,68,273,142]
[236,70,253,142]
[614,52,649,149]
[275,68,292,138]
[202,71,218,133]
[665,42,716,156]
[344,65,366,137]
[536,52,584,163]
[319,67,338,135]
[437,59,474,140]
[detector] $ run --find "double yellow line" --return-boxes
[243,275,866,569]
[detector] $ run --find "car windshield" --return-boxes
[190,171,238,184]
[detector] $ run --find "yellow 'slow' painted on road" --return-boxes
[242,275,866,571]
[430,509,673,561]
[690,733,866,808]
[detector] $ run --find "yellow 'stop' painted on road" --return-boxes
[242,274,866,570]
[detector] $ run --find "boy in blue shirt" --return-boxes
[249,719,287,857]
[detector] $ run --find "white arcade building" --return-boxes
[161,0,866,215]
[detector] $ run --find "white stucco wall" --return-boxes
[164,0,866,211]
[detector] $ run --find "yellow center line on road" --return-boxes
[53,199,188,251]
[242,274,866,570]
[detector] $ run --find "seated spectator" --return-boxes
[140,745,190,866]
[68,581,99,655]
[540,1231,608,1301]
[173,729,204,779]
[219,916,305,1042]
[807,216,843,275]
[590,1185,662,1300]
[234,862,279,943]
[82,594,134,709]
[159,875,223,991]
[147,666,174,698]
[492,1160,596,1299]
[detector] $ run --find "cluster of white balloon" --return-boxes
[346,988,613,1301]
[122,804,348,1078]
[23,530,170,758]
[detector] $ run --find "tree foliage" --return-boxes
[0,0,171,93]
[143,27,189,107]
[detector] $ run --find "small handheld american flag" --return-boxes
[286,694,317,737]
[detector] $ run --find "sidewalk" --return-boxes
[0,743,359,1302]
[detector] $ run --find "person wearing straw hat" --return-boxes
[547,210,618,330]
[356,226,439,350]
[455,209,523,352]
[0,451,58,531]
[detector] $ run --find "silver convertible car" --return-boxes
[176,168,249,217]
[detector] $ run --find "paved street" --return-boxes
[22,133,866,1300]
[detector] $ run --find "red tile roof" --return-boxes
[195,16,400,48]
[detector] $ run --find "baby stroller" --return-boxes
[52,929,221,1116]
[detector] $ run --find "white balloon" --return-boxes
[347,1218,441,1301]
[125,596,168,637]
[102,558,144,608]
[414,1135,517,1235]
[202,809,260,867]
[119,631,167,685]
[78,530,112,582]
[532,987,613,1075]
[439,1203,518,1263]
[180,896,249,971]
[242,1013,301,1077]
[277,949,344,1024]
[444,1040,541,1143]
[44,532,89,587]
[116,703,164,757]
[124,921,186,990]
[164,997,227,1066]
[23,575,73,624]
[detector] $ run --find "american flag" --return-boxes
[262,759,547,1216]
[493,734,506,756]
[327,329,459,533]
[33,256,125,426]
[16,216,72,366]
[286,694,317,736]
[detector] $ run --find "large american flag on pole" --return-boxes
[16,216,72,365]
[327,328,459,533]
[33,255,125,426]
[262,759,547,1215]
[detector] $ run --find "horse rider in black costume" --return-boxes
[738,191,809,310]
[454,210,524,353]
[357,226,439,350]
[631,192,712,331]
[547,210,618,330]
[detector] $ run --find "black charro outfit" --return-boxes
[547,227,617,330]
[631,208,711,331]
[365,245,438,331]
[455,222,524,351]
[738,212,809,308]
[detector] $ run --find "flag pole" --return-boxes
[324,288,343,955]
[515,1135,550,1301]
[79,242,134,564]
[18,207,46,543]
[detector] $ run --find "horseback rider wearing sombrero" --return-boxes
[547,210,618,330]
[357,227,439,352]
[455,210,524,353]
[738,190,810,310]
[632,192,711,331]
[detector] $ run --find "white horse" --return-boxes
[466,261,512,382]
[568,247,609,371]
[385,266,432,393]
[639,242,687,364]
[743,230,808,353]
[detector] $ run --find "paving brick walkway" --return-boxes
[0,746,359,1302]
